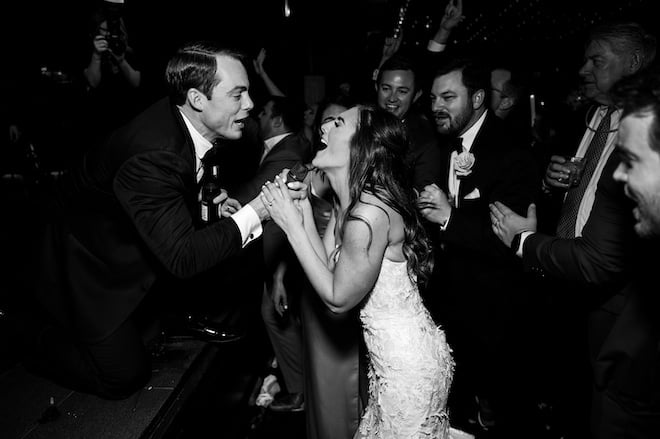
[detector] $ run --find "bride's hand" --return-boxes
[279,168,309,201]
[260,175,305,234]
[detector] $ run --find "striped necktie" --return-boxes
[555,106,615,238]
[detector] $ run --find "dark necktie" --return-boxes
[197,144,219,184]
[450,137,463,153]
[556,106,615,238]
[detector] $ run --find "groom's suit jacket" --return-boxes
[36,97,246,342]
[430,112,538,341]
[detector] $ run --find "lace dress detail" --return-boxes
[356,258,454,439]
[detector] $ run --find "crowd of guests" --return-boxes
[2,0,660,437]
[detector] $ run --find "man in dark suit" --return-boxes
[417,57,539,436]
[489,22,657,438]
[600,65,660,439]
[234,95,311,412]
[21,42,274,400]
[374,55,443,192]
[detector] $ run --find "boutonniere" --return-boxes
[453,150,475,178]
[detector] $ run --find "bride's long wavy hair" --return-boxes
[337,105,433,285]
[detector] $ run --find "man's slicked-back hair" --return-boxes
[588,21,657,71]
[165,41,246,105]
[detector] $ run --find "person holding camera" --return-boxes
[83,4,142,142]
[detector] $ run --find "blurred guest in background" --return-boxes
[83,2,143,142]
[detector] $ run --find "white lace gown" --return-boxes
[355,258,455,439]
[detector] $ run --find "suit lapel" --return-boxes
[456,114,493,202]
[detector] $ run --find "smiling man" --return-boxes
[374,55,442,191]
[586,67,660,438]
[17,42,274,400]
[613,70,660,238]
[420,56,539,436]
[487,22,657,439]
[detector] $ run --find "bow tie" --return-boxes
[450,137,464,154]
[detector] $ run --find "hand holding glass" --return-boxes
[559,156,586,187]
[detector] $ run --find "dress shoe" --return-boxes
[475,395,495,430]
[269,392,304,413]
[184,316,244,344]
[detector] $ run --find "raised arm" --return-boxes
[253,48,286,97]
[430,0,464,48]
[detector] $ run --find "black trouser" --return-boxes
[24,316,150,400]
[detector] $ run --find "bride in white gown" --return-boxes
[260,105,455,438]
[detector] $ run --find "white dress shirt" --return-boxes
[179,109,262,247]
[517,106,621,256]
[448,110,488,206]
[570,105,621,237]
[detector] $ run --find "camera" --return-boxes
[106,33,126,56]
[105,16,126,56]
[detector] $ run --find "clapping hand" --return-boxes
[489,202,537,248]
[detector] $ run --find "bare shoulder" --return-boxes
[352,192,393,225]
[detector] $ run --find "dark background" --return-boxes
[2,0,657,108]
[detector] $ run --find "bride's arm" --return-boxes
[288,203,389,313]
[262,178,389,313]
[299,196,331,263]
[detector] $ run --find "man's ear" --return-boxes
[472,89,485,110]
[628,50,642,74]
[272,115,283,129]
[187,88,206,112]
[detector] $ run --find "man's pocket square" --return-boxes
[463,188,481,200]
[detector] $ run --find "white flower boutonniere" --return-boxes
[453,150,475,178]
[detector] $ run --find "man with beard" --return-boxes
[416,57,538,437]
[588,67,660,439]
[613,68,660,239]
[488,21,656,439]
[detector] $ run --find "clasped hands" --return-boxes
[260,169,309,234]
